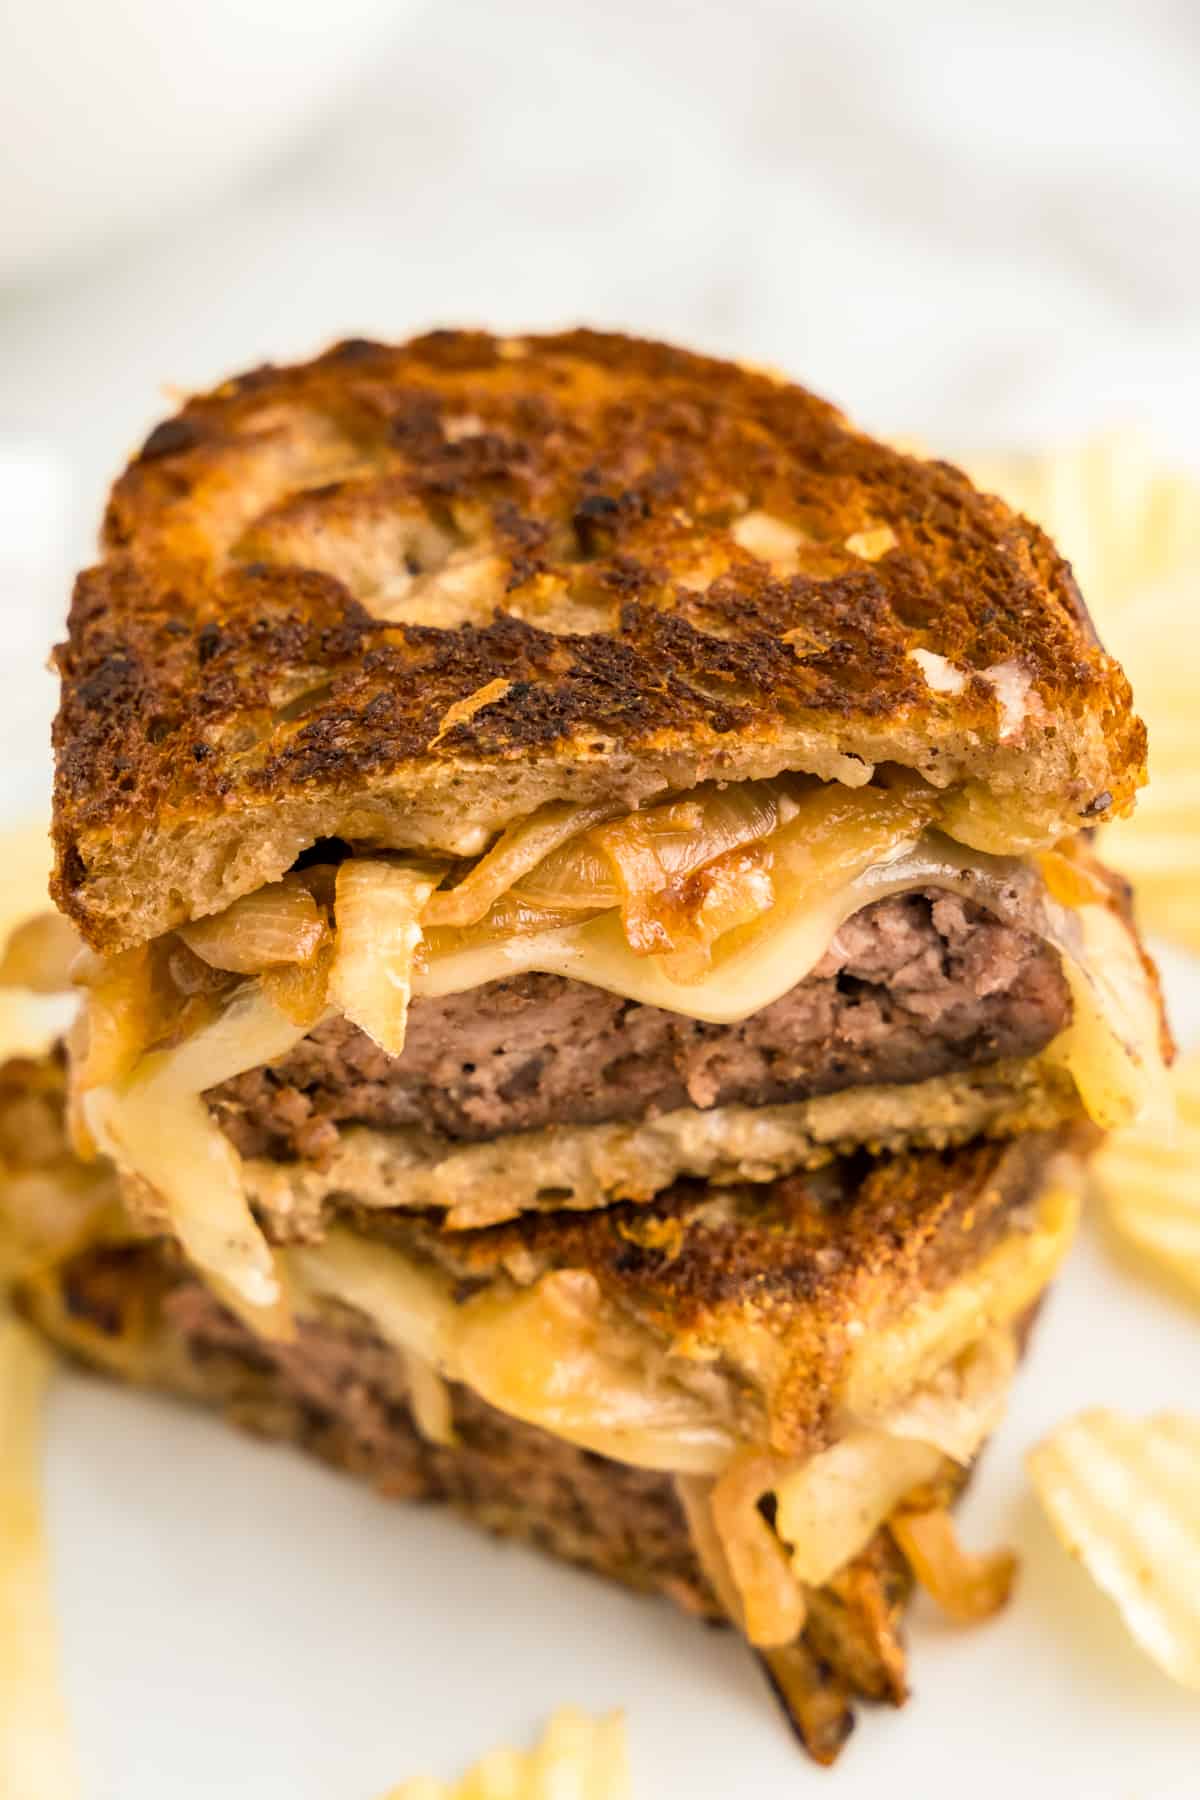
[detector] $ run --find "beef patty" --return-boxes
[210,890,1071,1163]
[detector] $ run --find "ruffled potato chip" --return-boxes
[966,439,1200,953]
[1096,1048,1200,1302]
[0,1310,78,1798]
[966,436,1200,630]
[379,1709,629,1800]
[0,822,76,1061]
[1027,1409,1200,1689]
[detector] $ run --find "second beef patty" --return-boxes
[210,890,1072,1162]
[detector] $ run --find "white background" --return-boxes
[1,2,1198,1792]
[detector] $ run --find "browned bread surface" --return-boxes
[353,1129,1067,1455]
[51,329,1144,949]
[1,1048,1070,1465]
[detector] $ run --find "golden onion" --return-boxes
[709,1449,809,1648]
[0,912,82,995]
[513,833,621,911]
[423,801,614,927]
[594,779,791,954]
[653,849,778,982]
[71,945,175,1093]
[261,940,334,1029]
[329,859,443,1058]
[178,875,327,974]
[890,1507,1016,1624]
[774,1431,945,1589]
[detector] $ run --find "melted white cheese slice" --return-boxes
[413,833,1165,1134]
[414,840,939,1025]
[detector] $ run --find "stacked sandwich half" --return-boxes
[0,331,1168,1760]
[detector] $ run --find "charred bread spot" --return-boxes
[51,327,1147,948]
[138,416,210,462]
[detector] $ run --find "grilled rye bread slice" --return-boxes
[51,328,1144,952]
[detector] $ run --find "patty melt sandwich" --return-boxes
[0,328,1167,1760]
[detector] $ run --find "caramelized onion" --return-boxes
[87,983,307,1338]
[513,835,621,911]
[594,780,791,955]
[329,859,442,1058]
[674,1475,751,1628]
[261,941,334,1029]
[767,779,937,904]
[0,913,81,995]
[424,802,614,927]
[890,1507,1016,1623]
[72,946,175,1093]
[421,892,598,964]
[709,1449,809,1647]
[178,875,327,974]
[654,850,777,983]
[773,1432,945,1588]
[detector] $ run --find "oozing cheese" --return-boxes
[284,1177,1075,1485]
[280,1204,1059,1636]
[86,985,309,1338]
[81,816,1162,1346]
[412,831,1165,1132]
[413,843,926,1024]
[286,1229,739,1476]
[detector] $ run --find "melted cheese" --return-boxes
[413,832,1163,1133]
[83,821,1160,1335]
[286,1230,738,1475]
[86,985,308,1339]
[284,1222,1040,1633]
[414,839,933,1024]
[1044,897,1170,1131]
[285,1177,1072,1486]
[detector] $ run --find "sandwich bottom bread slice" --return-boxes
[1,1053,1084,1762]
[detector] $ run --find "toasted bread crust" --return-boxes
[52,329,1144,950]
[354,1128,1076,1454]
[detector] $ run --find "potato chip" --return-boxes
[0,1310,78,1797]
[966,436,1200,630]
[1027,1409,1200,1689]
[965,438,1200,953]
[379,1708,630,1800]
[1096,1048,1200,1302]
[0,822,75,1060]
